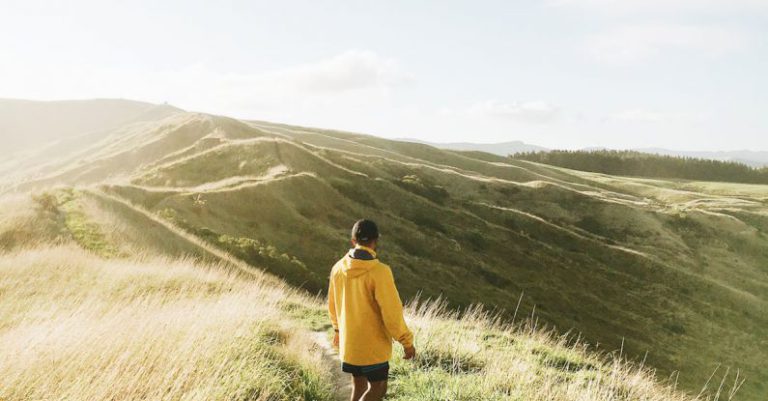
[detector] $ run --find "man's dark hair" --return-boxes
[351,219,379,245]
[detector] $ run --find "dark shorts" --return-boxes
[341,361,389,382]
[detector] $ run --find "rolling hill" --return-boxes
[1,101,766,399]
[0,98,181,155]
[0,98,182,187]
[0,190,709,401]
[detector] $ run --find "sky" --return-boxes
[1,0,766,150]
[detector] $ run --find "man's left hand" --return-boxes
[404,345,416,360]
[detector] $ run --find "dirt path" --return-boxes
[311,331,351,401]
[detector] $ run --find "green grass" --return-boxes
[60,191,120,258]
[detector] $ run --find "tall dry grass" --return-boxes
[384,300,743,401]
[0,193,63,250]
[0,246,334,401]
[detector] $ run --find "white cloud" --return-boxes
[586,23,747,63]
[607,108,703,124]
[0,50,413,119]
[169,49,411,98]
[280,50,413,93]
[464,100,562,124]
[609,109,667,122]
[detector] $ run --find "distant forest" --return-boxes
[511,150,768,184]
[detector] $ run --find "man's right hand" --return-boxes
[403,345,416,360]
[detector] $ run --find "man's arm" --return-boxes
[328,274,338,332]
[373,265,414,351]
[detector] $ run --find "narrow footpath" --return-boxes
[311,331,352,401]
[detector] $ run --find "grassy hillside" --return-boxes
[2,112,766,399]
[0,99,182,189]
[0,98,181,156]
[0,192,741,401]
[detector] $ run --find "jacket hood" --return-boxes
[341,246,378,278]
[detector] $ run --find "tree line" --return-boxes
[510,150,768,184]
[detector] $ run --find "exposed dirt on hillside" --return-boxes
[311,331,352,401]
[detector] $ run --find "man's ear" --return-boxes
[350,239,357,246]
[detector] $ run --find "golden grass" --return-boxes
[0,246,334,401]
[0,193,62,250]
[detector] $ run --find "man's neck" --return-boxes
[354,244,377,258]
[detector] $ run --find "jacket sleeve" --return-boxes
[328,273,338,331]
[373,265,414,348]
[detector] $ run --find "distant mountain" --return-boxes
[511,149,768,184]
[399,138,548,156]
[402,139,768,168]
[0,99,183,186]
[635,148,768,168]
[0,98,182,157]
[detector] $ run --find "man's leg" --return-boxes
[351,375,368,401]
[360,380,387,401]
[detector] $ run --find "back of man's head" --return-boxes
[351,219,379,246]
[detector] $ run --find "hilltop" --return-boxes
[0,98,182,156]
[0,99,182,187]
[1,103,766,399]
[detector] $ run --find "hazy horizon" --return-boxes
[4,96,768,155]
[1,0,766,151]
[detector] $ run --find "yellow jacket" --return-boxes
[328,245,414,365]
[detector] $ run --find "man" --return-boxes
[328,219,416,401]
